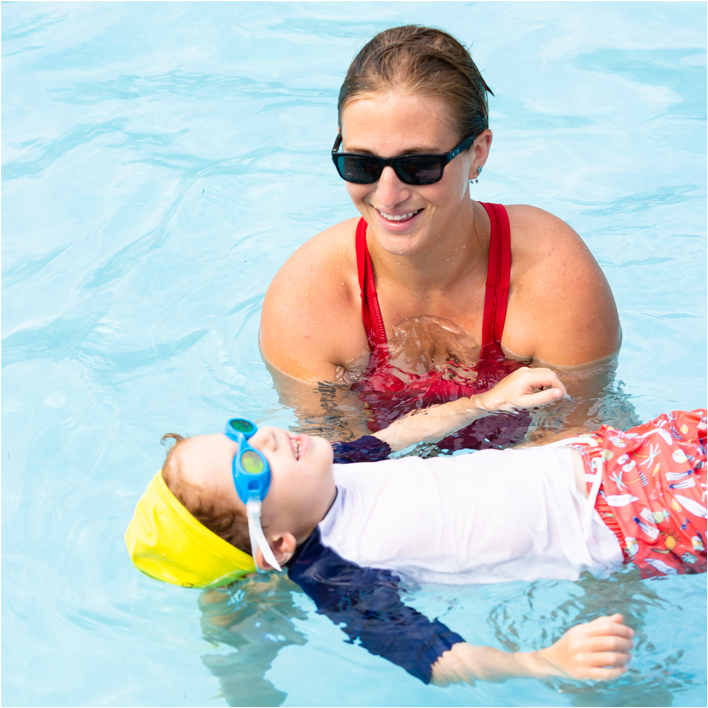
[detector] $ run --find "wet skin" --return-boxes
[260,89,621,441]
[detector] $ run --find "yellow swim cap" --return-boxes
[125,471,256,588]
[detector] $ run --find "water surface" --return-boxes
[2,3,706,706]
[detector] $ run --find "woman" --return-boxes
[260,26,621,449]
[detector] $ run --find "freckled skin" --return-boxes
[260,90,620,433]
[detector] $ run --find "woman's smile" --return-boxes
[373,205,425,233]
[376,208,422,222]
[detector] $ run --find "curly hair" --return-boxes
[338,25,493,142]
[160,433,251,556]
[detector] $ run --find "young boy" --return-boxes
[126,368,706,687]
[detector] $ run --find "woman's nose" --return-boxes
[375,165,411,208]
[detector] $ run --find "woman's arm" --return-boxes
[500,206,625,438]
[431,614,634,685]
[373,367,567,452]
[260,219,366,383]
[505,205,621,366]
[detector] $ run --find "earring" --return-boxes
[469,166,483,185]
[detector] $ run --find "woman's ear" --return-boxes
[254,532,298,571]
[469,129,493,179]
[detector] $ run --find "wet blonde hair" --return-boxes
[338,25,493,141]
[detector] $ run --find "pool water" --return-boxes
[2,2,706,706]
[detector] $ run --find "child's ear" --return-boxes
[255,532,298,571]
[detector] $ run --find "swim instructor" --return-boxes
[260,25,620,449]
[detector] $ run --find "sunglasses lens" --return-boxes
[241,450,264,475]
[335,156,444,185]
[395,157,444,185]
[229,419,256,434]
[335,155,381,184]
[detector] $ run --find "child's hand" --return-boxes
[535,614,634,680]
[373,368,567,451]
[477,367,567,413]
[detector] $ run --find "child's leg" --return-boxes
[578,410,706,577]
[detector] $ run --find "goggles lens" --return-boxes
[228,418,256,435]
[241,450,265,475]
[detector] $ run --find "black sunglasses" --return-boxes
[331,132,477,186]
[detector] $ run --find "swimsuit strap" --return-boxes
[356,218,387,349]
[356,203,512,360]
[479,202,512,362]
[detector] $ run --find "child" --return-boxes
[126,368,706,686]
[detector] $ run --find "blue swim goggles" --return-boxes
[225,418,282,573]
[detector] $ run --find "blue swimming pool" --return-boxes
[3,2,706,706]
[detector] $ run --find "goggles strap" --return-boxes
[246,497,282,573]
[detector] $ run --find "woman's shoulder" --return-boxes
[505,203,582,243]
[503,204,595,269]
[273,217,360,278]
[502,204,620,363]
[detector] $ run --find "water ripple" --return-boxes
[78,330,209,373]
[2,313,104,367]
[2,118,127,181]
[48,70,337,105]
[568,184,705,216]
[573,47,707,115]
[2,241,75,290]
[1,9,67,44]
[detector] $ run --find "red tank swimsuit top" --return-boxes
[351,202,531,451]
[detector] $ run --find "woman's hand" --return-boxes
[476,366,567,413]
[534,614,634,681]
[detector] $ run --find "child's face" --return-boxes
[183,427,336,546]
[249,426,336,542]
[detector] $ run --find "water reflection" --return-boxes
[385,315,483,379]
[264,316,639,449]
[487,569,702,706]
[197,567,702,706]
[526,353,641,443]
[199,574,306,707]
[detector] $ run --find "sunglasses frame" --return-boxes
[331,132,478,185]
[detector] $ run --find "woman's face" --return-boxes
[340,90,487,257]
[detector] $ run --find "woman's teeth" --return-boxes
[378,209,420,221]
[294,439,301,460]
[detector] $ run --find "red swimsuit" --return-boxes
[351,202,532,451]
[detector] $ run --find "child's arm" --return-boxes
[431,614,634,685]
[289,531,633,686]
[373,367,567,452]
